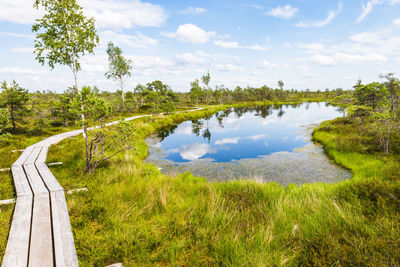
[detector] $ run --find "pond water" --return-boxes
[145,102,351,185]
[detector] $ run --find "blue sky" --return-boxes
[0,0,399,92]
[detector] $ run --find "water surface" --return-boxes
[146,103,351,184]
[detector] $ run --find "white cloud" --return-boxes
[83,0,167,29]
[310,54,336,66]
[0,0,167,30]
[214,40,241,49]
[350,31,385,43]
[10,47,34,53]
[175,124,192,135]
[296,1,342,27]
[248,134,267,141]
[258,60,279,68]
[298,42,325,51]
[215,63,244,72]
[0,67,44,75]
[215,137,240,145]
[0,0,43,24]
[394,18,400,25]
[101,30,158,48]
[356,0,382,23]
[241,4,265,10]
[175,53,208,65]
[160,31,176,38]
[333,52,387,63]
[179,143,216,160]
[213,40,269,51]
[265,5,298,19]
[181,7,208,14]
[175,24,216,44]
[0,32,33,39]
[246,44,269,51]
[309,52,387,66]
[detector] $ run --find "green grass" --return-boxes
[43,107,400,266]
[1,103,399,266]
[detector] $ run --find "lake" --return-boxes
[145,102,351,185]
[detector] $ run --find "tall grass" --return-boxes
[43,107,400,266]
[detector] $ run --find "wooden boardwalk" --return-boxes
[2,111,201,267]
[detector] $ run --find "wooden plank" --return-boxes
[10,165,32,197]
[28,193,53,267]
[50,190,79,267]
[23,164,48,194]
[35,162,63,192]
[2,195,33,267]
[12,146,34,166]
[24,146,42,165]
[36,147,63,192]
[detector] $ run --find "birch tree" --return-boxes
[32,0,99,90]
[105,41,133,103]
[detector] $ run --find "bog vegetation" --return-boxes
[1,0,400,265]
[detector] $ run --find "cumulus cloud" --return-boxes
[181,7,208,14]
[0,0,43,24]
[215,63,244,72]
[334,52,387,63]
[296,1,342,27]
[265,5,298,19]
[213,40,269,51]
[394,18,400,25]
[215,137,240,145]
[175,24,216,44]
[258,60,279,68]
[310,54,336,66]
[10,47,34,53]
[101,30,158,48]
[0,67,44,75]
[0,0,167,30]
[179,143,216,160]
[0,32,34,39]
[214,40,241,49]
[83,0,167,29]
[298,42,325,51]
[309,52,387,66]
[175,52,208,65]
[350,31,385,43]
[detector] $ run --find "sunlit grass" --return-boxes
[43,107,400,266]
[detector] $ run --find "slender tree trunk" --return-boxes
[84,125,90,172]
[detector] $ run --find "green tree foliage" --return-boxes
[278,80,284,90]
[85,121,135,173]
[354,81,387,111]
[351,74,400,154]
[135,81,177,114]
[52,87,77,127]
[30,91,52,135]
[379,73,400,114]
[0,80,29,131]
[371,109,396,154]
[72,86,112,172]
[105,41,133,102]
[190,79,203,107]
[0,108,10,133]
[0,108,11,145]
[32,0,99,89]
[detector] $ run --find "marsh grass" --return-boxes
[42,107,400,266]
